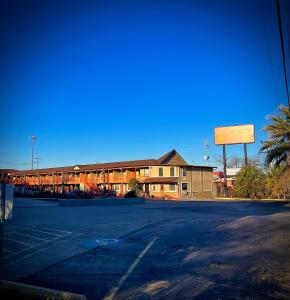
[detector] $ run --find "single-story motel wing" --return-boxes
[1,150,215,199]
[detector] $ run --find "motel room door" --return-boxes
[145,183,149,196]
[160,184,164,197]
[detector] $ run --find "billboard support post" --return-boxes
[244,144,248,166]
[222,145,228,197]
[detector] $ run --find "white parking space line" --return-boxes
[3,227,72,260]
[5,232,84,266]
[103,236,158,300]
[3,248,16,254]
[27,228,62,237]
[37,227,72,234]
[3,232,69,259]
[4,237,36,248]
[12,232,50,241]
[5,227,72,235]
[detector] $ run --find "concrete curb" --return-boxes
[214,197,290,202]
[59,197,145,206]
[146,198,290,203]
[1,280,87,300]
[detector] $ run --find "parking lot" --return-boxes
[3,198,290,299]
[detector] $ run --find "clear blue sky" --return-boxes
[1,0,289,169]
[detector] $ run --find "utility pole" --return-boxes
[203,140,210,166]
[29,135,37,170]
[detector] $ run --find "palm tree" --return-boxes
[260,105,290,169]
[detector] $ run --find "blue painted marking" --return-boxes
[82,239,121,248]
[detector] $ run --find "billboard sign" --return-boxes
[214,124,255,145]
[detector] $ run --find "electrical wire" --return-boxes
[275,0,290,106]
[260,0,280,103]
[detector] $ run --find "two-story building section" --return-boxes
[6,149,215,199]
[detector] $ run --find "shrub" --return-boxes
[124,190,137,198]
[234,166,266,198]
[128,179,143,192]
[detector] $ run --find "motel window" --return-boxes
[170,167,175,177]
[159,167,163,177]
[182,168,187,177]
[152,185,156,191]
[115,184,120,191]
[182,183,188,191]
[169,184,176,192]
[145,168,150,176]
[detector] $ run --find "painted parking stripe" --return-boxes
[5,232,84,267]
[3,232,71,261]
[103,236,158,300]
[5,227,71,235]
[36,227,72,234]
[3,248,18,259]
[3,248,16,254]
[4,237,36,248]
[3,227,72,260]
[12,232,50,241]
[26,228,62,237]
[3,227,71,259]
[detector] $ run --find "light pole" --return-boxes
[34,157,39,170]
[29,135,37,170]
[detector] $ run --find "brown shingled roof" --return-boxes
[9,149,191,175]
[142,177,179,183]
[14,166,75,175]
[0,169,18,173]
[77,159,158,171]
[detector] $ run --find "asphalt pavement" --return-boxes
[2,198,290,299]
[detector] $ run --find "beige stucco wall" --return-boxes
[150,166,179,177]
[178,167,214,199]
[149,183,179,199]
[202,169,213,191]
[150,183,177,192]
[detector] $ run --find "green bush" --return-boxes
[234,166,266,199]
[128,178,143,192]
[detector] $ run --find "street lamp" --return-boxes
[34,157,40,170]
[29,135,37,170]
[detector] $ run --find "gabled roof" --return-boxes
[158,149,187,165]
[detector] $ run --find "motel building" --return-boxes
[3,150,215,199]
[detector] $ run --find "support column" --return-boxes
[107,169,110,190]
[223,145,228,197]
[244,143,248,166]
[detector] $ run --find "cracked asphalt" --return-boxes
[2,198,290,299]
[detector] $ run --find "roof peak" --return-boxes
[158,149,187,165]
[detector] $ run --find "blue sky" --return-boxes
[1,0,289,169]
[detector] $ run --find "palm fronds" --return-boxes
[260,105,290,169]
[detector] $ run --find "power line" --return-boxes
[275,0,290,107]
[260,0,280,102]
